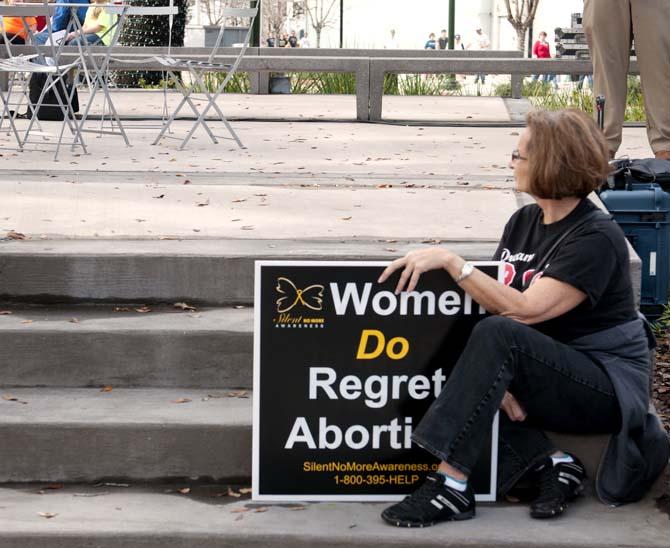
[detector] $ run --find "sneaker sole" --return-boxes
[381,508,475,528]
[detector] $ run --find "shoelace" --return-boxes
[407,477,445,506]
[535,465,566,503]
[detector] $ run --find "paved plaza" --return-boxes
[0,94,667,547]
[0,94,654,242]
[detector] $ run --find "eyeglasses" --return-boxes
[511,149,528,162]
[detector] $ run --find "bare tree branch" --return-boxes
[503,0,542,52]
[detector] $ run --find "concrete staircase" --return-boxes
[0,238,667,547]
[0,117,667,546]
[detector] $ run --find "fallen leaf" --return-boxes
[100,385,113,393]
[21,320,33,324]
[134,306,151,313]
[0,311,12,315]
[113,307,131,312]
[174,302,196,312]
[177,487,191,495]
[227,488,242,498]
[231,507,249,514]
[241,226,254,230]
[196,199,210,207]
[2,394,28,404]
[375,184,392,189]
[232,199,247,203]
[6,230,26,240]
[183,180,191,185]
[69,318,80,324]
[38,512,58,519]
[290,506,306,511]
[238,488,252,494]
[254,507,269,513]
[341,217,352,221]
[228,391,249,399]
[153,194,165,199]
[173,398,192,404]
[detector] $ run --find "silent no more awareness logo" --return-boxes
[274,277,326,329]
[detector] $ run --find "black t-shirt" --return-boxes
[288,36,298,47]
[438,37,448,49]
[493,199,637,342]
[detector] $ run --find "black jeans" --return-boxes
[412,316,622,494]
[0,34,25,45]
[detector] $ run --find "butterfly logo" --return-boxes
[276,277,324,313]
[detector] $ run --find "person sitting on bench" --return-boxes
[0,4,36,45]
[378,109,669,527]
[65,0,114,46]
[33,0,90,46]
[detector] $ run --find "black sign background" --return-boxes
[253,261,501,501]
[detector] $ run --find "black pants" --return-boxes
[412,316,622,493]
[0,34,25,45]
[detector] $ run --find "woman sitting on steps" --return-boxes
[378,109,669,527]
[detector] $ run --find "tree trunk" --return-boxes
[315,27,322,48]
[515,26,527,53]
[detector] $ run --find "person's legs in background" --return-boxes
[32,32,49,45]
[630,0,670,159]
[67,34,102,47]
[583,0,631,157]
[0,34,25,45]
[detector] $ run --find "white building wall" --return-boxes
[185,0,586,51]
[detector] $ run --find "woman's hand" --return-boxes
[378,248,455,294]
[66,32,76,42]
[501,391,527,422]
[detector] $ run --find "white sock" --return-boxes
[438,471,468,492]
[551,453,574,466]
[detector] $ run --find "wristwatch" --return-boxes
[455,261,474,283]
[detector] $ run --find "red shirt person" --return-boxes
[531,31,556,86]
[533,35,551,59]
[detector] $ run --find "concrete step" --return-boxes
[0,389,250,483]
[0,240,498,305]
[3,387,662,495]
[0,306,252,389]
[0,483,667,548]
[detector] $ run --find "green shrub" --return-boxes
[502,76,647,122]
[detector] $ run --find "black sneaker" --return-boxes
[530,454,585,519]
[381,472,476,528]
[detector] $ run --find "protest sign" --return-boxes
[253,261,502,502]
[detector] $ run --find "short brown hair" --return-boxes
[525,109,611,199]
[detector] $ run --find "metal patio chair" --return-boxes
[0,4,86,159]
[149,2,258,150]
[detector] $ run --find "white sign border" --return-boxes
[253,260,503,503]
